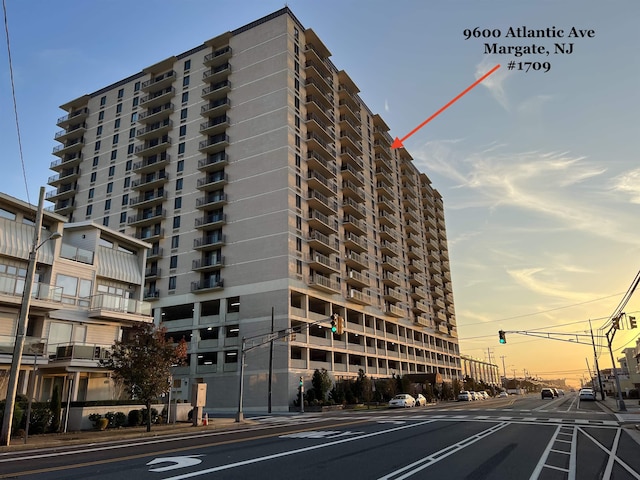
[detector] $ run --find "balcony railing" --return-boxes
[89,294,152,316]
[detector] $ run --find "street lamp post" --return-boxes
[0,188,60,446]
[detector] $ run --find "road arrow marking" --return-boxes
[147,455,203,472]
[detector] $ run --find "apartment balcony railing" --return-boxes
[134,136,172,156]
[136,119,173,140]
[129,191,167,208]
[137,103,174,123]
[202,82,231,102]
[57,107,89,127]
[132,153,170,174]
[127,209,167,227]
[192,257,225,271]
[307,150,337,177]
[198,134,230,154]
[139,87,175,108]
[203,46,232,67]
[306,230,339,254]
[203,63,231,83]
[307,274,340,294]
[307,170,338,196]
[141,70,176,91]
[50,152,83,171]
[131,172,169,190]
[197,152,228,172]
[60,243,94,264]
[49,342,111,362]
[191,279,224,293]
[89,294,152,317]
[193,234,226,250]
[0,275,63,304]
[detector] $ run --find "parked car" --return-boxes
[551,388,559,397]
[579,388,596,401]
[478,391,489,400]
[541,388,554,399]
[498,391,509,398]
[458,391,472,401]
[389,394,416,408]
[415,394,427,406]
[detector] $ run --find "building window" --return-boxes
[295,154,300,167]
[98,111,105,121]
[181,92,189,103]
[184,59,191,71]
[110,150,117,160]
[94,140,101,151]
[120,212,126,223]
[296,237,302,252]
[116,103,122,114]
[172,216,181,229]
[295,135,300,147]
[90,172,97,183]
[179,125,187,137]
[88,188,94,199]
[106,182,113,193]
[117,88,124,99]
[170,255,178,269]
[177,160,184,172]
[114,118,121,129]
[168,276,177,290]
[295,195,301,209]
[104,199,111,210]
[103,216,109,227]
[134,81,141,92]
[171,235,179,249]
[127,144,134,154]
[296,216,302,229]
[125,160,132,171]
[132,97,139,107]
[96,125,103,136]
[178,143,185,155]
[297,260,302,274]
[100,96,106,106]
[180,108,188,120]
[122,193,129,205]
[112,134,119,145]
[224,351,238,363]
[129,127,135,139]
[227,296,240,313]
[174,197,182,209]
[108,166,115,176]
[183,75,190,87]
[131,112,138,123]
[226,325,239,338]
[176,178,183,191]
[93,156,99,167]
[86,205,93,216]
[123,177,130,188]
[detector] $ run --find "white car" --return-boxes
[414,394,427,406]
[389,394,416,408]
[579,388,596,401]
[458,391,472,401]
[498,391,509,398]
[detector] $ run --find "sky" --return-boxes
[1,0,639,388]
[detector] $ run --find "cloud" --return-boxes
[611,168,640,204]
[475,56,511,110]
[507,268,593,302]
[384,99,389,112]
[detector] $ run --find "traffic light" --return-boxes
[299,376,303,387]
[630,316,637,329]
[336,316,344,335]
[330,317,337,333]
[498,330,506,344]
[613,316,621,329]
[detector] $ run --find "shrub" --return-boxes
[88,413,103,429]
[114,412,127,428]
[50,385,61,433]
[128,409,142,427]
[141,407,159,425]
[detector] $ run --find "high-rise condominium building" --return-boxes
[46,7,460,412]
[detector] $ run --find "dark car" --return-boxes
[541,388,554,399]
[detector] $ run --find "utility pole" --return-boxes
[267,307,274,414]
[589,319,605,401]
[606,316,626,411]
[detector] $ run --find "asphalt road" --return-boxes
[1,394,638,480]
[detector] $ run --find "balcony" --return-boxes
[307,171,337,197]
[342,215,367,236]
[50,152,82,171]
[48,168,80,186]
[141,70,176,92]
[49,343,111,363]
[307,150,337,177]
[340,148,364,171]
[45,184,76,201]
[195,213,226,229]
[379,225,398,242]
[307,132,336,160]
[52,138,84,157]
[409,259,425,272]
[341,164,365,186]
[305,79,333,110]
[191,278,224,293]
[138,103,174,123]
[339,131,362,154]
[345,269,369,288]
[385,303,405,318]
[0,276,62,308]
[338,99,359,122]
[383,287,404,303]
[338,114,361,139]
[306,231,339,254]
[382,256,401,272]
[134,228,164,242]
[199,115,230,136]
[144,289,160,300]
[307,274,340,294]
[192,256,225,272]
[198,152,228,172]
[54,122,87,143]
[202,81,231,102]
[306,252,339,274]
[377,197,395,214]
[57,107,89,128]
[139,87,175,108]
[344,251,369,270]
[307,190,338,216]
[305,96,334,127]
[413,300,431,314]
[89,294,153,322]
[131,172,168,190]
[376,182,395,200]
[382,271,402,287]
[127,209,166,227]
[132,153,170,174]
[341,180,365,203]
[199,134,229,154]
[147,247,163,260]
[305,113,333,143]
[129,191,167,208]
[410,273,427,286]
[307,210,338,234]
[53,200,74,216]
[145,266,161,279]
[378,211,398,228]
[136,119,173,140]
[203,63,231,84]
[343,232,367,253]
[193,234,226,250]
[342,197,366,219]
[348,289,373,306]
[134,135,171,157]
[197,172,228,191]
[196,193,227,209]
[204,46,232,67]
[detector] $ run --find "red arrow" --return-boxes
[391,64,501,149]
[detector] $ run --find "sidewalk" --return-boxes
[598,394,640,423]
[0,417,247,453]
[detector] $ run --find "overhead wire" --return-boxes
[2,0,30,205]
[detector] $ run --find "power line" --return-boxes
[2,0,30,204]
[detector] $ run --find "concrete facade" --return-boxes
[47,8,461,413]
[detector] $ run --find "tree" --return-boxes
[101,324,187,432]
[311,369,332,403]
[49,385,61,433]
